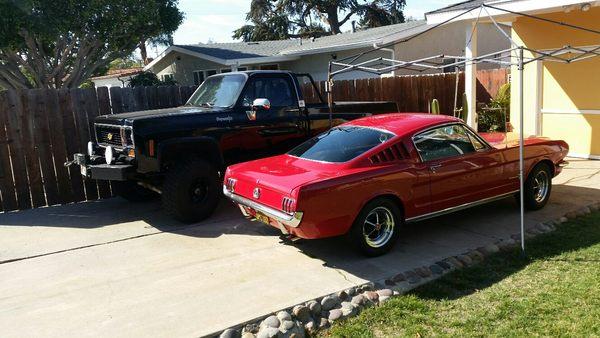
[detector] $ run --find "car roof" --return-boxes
[344,113,462,136]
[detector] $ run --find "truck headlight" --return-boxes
[105,146,114,164]
[87,141,94,156]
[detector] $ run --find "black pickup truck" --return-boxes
[70,71,397,222]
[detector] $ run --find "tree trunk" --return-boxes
[139,40,148,65]
[326,10,341,34]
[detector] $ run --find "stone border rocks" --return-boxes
[214,202,600,338]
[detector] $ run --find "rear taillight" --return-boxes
[225,178,237,192]
[282,197,295,214]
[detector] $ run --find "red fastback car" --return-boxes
[223,113,569,256]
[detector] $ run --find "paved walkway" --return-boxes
[0,158,598,337]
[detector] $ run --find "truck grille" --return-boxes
[95,124,133,148]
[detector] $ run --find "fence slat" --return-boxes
[30,89,60,206]
[45,89,74,204]
[19,91,46,207]
[3,91,31,209]
[59,89,86,202]
[0,92,17,211]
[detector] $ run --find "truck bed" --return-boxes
[306,101,398,114]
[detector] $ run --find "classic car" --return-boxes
[223,113,569,256]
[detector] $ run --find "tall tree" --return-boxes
[0,0,183,89]
[233,0,406,42]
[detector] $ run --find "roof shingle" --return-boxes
[174,20,428,61]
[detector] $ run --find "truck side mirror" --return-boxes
[252,98,271,111]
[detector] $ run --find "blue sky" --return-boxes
[161,0,458,53]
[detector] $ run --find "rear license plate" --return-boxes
[254,212,270,225]
[80,165,88,177]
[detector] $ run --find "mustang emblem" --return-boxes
[253,187,261,199]
[107,133,114,141]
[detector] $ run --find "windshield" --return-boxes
[288,126,395,163]
[187,74,246,108]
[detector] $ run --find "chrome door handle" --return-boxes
[429,164,442,172]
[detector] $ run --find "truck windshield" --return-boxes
[187,74,245,108]
[288,126,395,163]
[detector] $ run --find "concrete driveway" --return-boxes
[1,158,599,337]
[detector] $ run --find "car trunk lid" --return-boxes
[228,154,339,211]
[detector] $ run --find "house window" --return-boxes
[162,74,174,81]
[442,59,459,73]
[193,71,205,86]
[259,64,279,70]
[206,69,217,77]
[221,68,232,73]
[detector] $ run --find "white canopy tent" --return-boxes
[326,4,600,253]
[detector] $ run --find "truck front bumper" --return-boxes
[72,153,134,181]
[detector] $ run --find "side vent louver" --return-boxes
[369,142,409,164]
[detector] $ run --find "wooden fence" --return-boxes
[302,68,509,115]
[0,69,508,213]
[0,86,196,213]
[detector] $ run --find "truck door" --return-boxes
[236,74,306,155]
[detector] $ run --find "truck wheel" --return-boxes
[113,181,158,202]
[162,158,220,223]
[523,163,552,210]
[347,197,402,257]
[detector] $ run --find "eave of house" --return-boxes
[425,0,599,24]
[144,45,301,71]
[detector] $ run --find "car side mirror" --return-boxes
[252,98,271,111]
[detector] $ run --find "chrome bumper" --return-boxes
[222,187,303,228]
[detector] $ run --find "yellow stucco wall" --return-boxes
[511,7,600,157]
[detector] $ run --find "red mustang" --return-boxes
[223,113,569,256]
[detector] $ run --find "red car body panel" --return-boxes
[224,113,569,239]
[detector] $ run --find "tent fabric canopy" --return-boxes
[326,3,600,253]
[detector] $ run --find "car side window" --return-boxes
[413,124,476,162]
[240,77,295,107]
[464,128,488,151]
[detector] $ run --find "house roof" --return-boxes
[145,20,428,70]
[90,67,143,81]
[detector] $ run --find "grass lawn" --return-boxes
[323,211,600,337]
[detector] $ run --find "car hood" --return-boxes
[95,105,225,125]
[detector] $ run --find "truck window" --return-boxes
[241,77,295,107]
[187,74,245,108]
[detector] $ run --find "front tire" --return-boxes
[523,163,552,210]
[161,158,221,223]
[347,198,402,257]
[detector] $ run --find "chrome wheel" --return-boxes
[533,170,549,203]
[363,206,395,248]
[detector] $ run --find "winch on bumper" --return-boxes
[69,151,134,181]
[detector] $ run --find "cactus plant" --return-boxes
[431,99,440,115]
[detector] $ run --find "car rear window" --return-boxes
[288,126,394,163]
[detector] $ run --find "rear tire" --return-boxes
[522,162,553,210]
[347,197,402,257]
[113,181,158,202]
[161,158,221,223]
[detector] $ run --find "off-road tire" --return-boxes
[161,158,220,223]
[522,162,553,211]
[113,181,158,202]
[347,197,402,257]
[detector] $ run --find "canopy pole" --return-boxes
[327,61,334,128]
[518,46,526,255]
